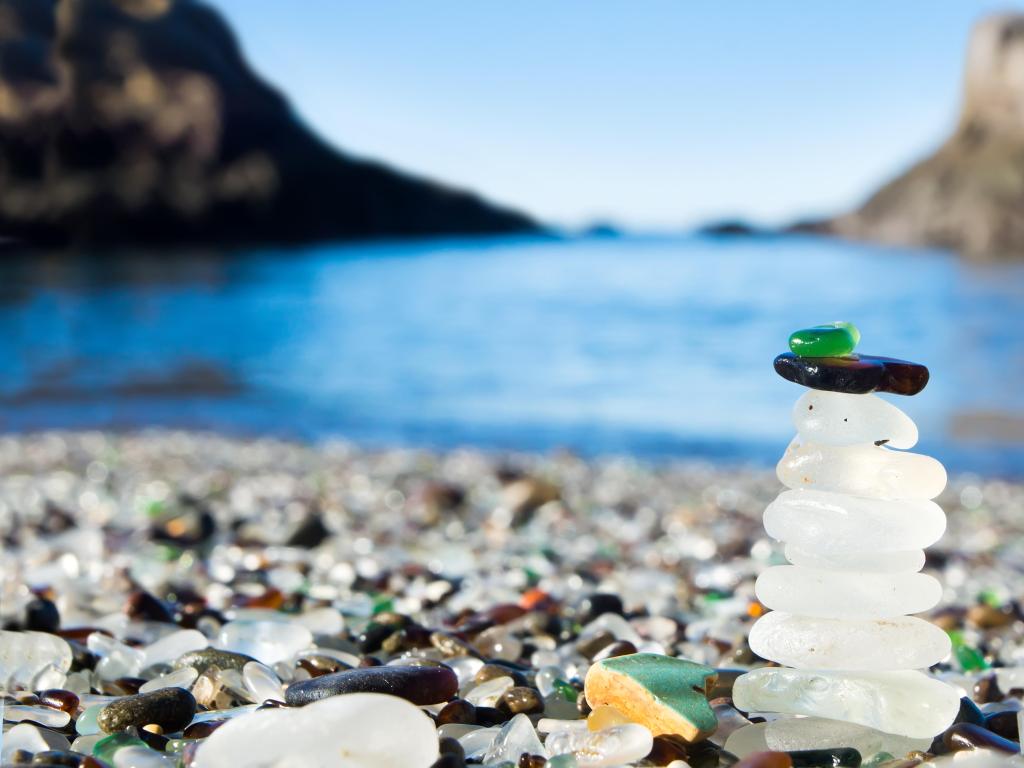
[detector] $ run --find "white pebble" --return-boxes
[0,630,72,688]
[784,543,925,573]
[777,439,947,499]
[140,666,199,694]
[765,717,934,758]
[755,566,942,618]
[545,723,654,768]
[484,713,548,762]
[143,629,208,668]
[242,660,287,704]
[2,723,50,761]
[194,692,439,767]
[749,611,951,670]
[765,490,946,554]
[464,675,514,706]
[216,620,313,666]
[2,704,71,728]
[793,390,918,449]
[734,668,960,738]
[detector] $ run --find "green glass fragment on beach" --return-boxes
[788,321,860,358]
[949,630,990,671]
[93,733,149,762]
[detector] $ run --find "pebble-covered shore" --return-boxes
[3,430,1024,767]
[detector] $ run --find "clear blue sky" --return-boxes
[209,1,1017,230]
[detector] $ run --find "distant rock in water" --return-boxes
[0,0,537,247]
[816,14,1024,259]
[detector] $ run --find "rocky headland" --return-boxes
[0,0,538,247]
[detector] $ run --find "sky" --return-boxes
[208,1,1019,230]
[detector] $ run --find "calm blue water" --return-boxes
[2,234,1023,475]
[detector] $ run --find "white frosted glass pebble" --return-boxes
[242,661,287,703]
[3,704,71,728]
[755,566,941,618]
[0,630,72,688]
[140,666,199,694]
[765,490,946,554]
[294,607,345,636]
[784,543,925,573]
[484,713,548,763]
[2,723,50,761]
[765,717,934,758]
[749,611,951,670]
[216,620,313,666]
[793,390,919,449]
[114,745,178,767]
[464,675,514,706]
[733,668,960,738]
[88,634,145,680]
[777,439,947,499]
[143,629,208,668]
[545,723,654,768]
[194,693,439,768]
[458,725,500,759]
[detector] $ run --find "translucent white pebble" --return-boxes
[724,719,932,760]
[140,666,199,694]
[765,717,934,757]
[2,723,50,762]
[114,745,178,767]
[194,693,439,768]
[3,704,72,728]
[458,726,500,759]
[0,630,72,688]
[785,543,925,573]
[483,713,548,763]
[755,566,942,618]
[793,390,918,449]
[143,629,208,668]
[733,668,961,738]
[545,723,654,768]
[242,660,287,703]
[777,439,947,499]
[464,675,514,706]
[215,620,313,666]
[765,490,946,554]
[749,611,952,670]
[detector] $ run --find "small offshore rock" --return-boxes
[97,687,197,734]
[286,664,459,706]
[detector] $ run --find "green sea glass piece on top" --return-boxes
[789,322,860,358]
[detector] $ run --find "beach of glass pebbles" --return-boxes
[3,430,1024,767]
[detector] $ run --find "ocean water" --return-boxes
[1,234,1023,475]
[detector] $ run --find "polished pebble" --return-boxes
[783,544,925,574]
[545,723,654,768]
[776,440,947,499]
[793,390,918,449]
[774,353,930,396]
[733,668,961,738]
[754,567,942,618]
[215,620,313,666]
[788,322,860,358]
[583,653,717,742]
[942,722,1018,754]
[97,687,197,734]
[173,648,257,674]
[764,490,946,554]
[724,718,932,760]
[194,692,439,768]
[749,612,951,670]
[285,664,459,706]
[0,630,72,688]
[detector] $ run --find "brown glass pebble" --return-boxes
[646,734,690,764]
[519,755,547,768]
[734,751,793,768]
[591,640,637,662]
[498,686,544,715]
[774,352,929,396]
[943,722,1018,754]
[475,663,528,687]
[972,674,1002,704]
[575,631,617,659]
[36,689,80,715]
[436,699,476,725]
[184,719,227,738]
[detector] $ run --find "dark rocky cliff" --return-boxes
[0,0,538,247]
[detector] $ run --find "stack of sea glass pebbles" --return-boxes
[733,322,960,742]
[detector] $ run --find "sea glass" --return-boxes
[788,322,860,358]
[774,353,929,396]
[793,390,918,449]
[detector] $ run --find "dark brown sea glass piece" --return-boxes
[774,352,929,396]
